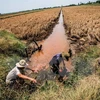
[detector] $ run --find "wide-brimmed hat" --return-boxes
[16,60,28,68]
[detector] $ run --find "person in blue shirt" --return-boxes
[49,51,71,82]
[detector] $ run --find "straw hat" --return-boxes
[80,38,85,42]
[62,52,69,60]
[16,60,28,68]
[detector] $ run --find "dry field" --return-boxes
[0,8,60,41]
[63,6,100,52]
[0,10,41,19]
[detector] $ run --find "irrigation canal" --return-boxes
[29,11,72,72]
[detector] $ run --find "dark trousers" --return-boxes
[52,64,59,74]
[8,78,25,89]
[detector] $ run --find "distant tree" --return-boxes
[87,1,92,4]
[69,4,77,6]
[96,0,100,3]
[79,2,85,5]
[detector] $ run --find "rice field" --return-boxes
[63,6,100,52]
[0,8,60,41]
[1,5,100,100]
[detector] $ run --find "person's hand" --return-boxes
[59,69,62,72]
[34,69,38,73]
[34,67,39,73]
[31,78,37,83]
[31,68,38,73]
[63,76,68,81]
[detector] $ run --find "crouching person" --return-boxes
[6,59,37,88]
[49,52,70,82]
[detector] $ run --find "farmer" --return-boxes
[25,39,42,61]
[49,52,70,82]
[6,59,38,88]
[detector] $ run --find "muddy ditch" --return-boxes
[23,10,73,85]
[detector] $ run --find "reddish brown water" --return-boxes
[29,11,72,71]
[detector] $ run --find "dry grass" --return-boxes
[63,6,100,52]
[29,74,100,100]
[66,74,100,100]
[74,74,100,100]
[0,10,43,19]
[0,8,60,41]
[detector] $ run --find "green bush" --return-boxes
[65,46,100,87]
[0,30,26,56]
[96,0,100,3]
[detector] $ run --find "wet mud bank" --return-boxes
[63,22,100,54]
[63,23,76,53]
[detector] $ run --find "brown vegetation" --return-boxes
[63,6,100,52]
[0,10,42,19]
[0,8,60,42]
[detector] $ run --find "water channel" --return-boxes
[29,11,72,72]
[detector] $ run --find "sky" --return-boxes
[0,0,96,14]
